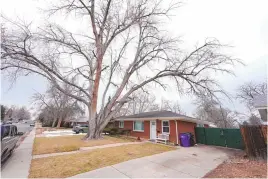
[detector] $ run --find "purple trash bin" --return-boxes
[179,133,191,147]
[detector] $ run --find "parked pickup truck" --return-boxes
[1,124,21,163]
[72,124,89,134]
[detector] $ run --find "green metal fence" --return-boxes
[195,127,244,149]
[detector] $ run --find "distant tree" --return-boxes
[160,99,184,114]
[33,83,84,127]
[37,107,53,127]
[194,96,241,128]
[248,114,262,125]
[4,106,13,121]
[242,121,249,125]
[149,103,160,112]
[0,105,31,122]
[1,105,6,121]
[118,96,185,116]
[236,81,267,111]
[11,106,31,121]
[118,92,159,116]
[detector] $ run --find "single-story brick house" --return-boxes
[68,116,88,127]
[115,110,210,145]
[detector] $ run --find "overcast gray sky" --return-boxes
[1,0,267,117]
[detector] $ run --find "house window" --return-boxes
[133,121,144,131]
[119,121,124,128]
[162,121,170,133]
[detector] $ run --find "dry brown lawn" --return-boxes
[29,143,175,178]
[33,135,136,155]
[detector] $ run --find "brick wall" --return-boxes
[115,119,197,144]
[115,120,150,139]
[177,120,196,144]
[157,120,196,144]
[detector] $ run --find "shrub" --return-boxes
[110,127,119,135]
[122,129,131,136]
[118,129,125,135]
[103,127,111,134]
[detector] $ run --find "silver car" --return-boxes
[1,124,20,163]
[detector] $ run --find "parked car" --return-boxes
[1,124,21,163]
[4,121,12,125]
[72,124,89,134]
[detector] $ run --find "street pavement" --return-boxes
[14,123,34,133]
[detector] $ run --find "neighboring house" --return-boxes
[115,110,211,145]
[3,108,13,122]
[253,94,267,121]
[69,116,88,126]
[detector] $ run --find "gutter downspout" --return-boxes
[175,120,178,145]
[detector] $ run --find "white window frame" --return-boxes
[133,121,144,132]
[162,120,170,134]
[119,121,124,128]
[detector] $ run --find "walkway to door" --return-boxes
[69,145,236,178]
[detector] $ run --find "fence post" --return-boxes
[240,125,267,159]
[203,127,207,145]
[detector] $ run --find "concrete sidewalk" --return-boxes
[1,129,35,178]
[69,145,233,178]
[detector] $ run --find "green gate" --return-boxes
[195,127,244,149]
[224,128,244,149]
[195,127,206,144]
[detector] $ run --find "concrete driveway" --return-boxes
[70,144,235,178]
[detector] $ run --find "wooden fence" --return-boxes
[240,125,267,159]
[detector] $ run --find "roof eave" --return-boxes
[255,106,267,110]
[115,116,211,125]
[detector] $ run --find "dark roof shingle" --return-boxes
[118,110,194,119]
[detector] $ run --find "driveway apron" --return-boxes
[70,145,233,178]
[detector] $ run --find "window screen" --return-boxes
[119,121,124,128]
[133,121,144,131]
[162,121,169,133]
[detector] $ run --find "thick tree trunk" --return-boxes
[84,111,100,139]
[56,114,63,128]
[52,117,57,128]
[84,106,104,140]
[84,45,104,140]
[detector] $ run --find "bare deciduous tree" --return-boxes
[236,81,267,111]
[119,92,159,116]
[160,99,184,114]
[13,107,31,121]
[3,105,31,121]
[1,0,241,139]
[1,105,6,121]
[194,96,241,128]
[248,114,262,125]
[32,83,84,127]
